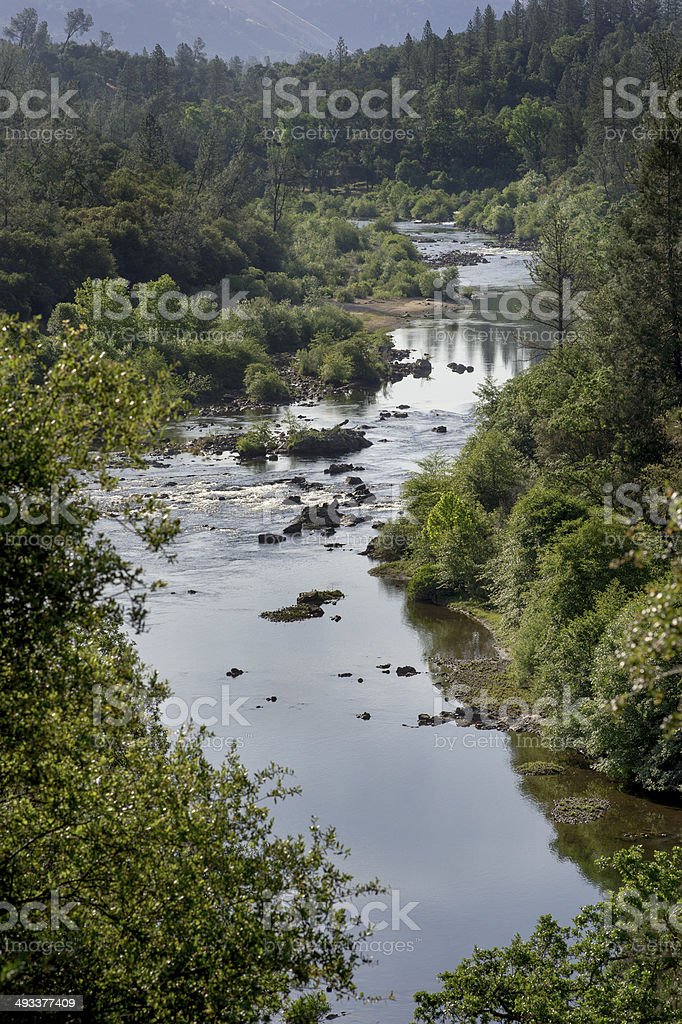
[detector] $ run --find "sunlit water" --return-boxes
[100,226,682,1022]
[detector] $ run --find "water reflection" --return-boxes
[112,223,682,1023]
[509,739,682,889]
[401,598,498,662]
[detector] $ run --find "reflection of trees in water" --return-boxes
[508,738,682,891]
[400,595,498,662]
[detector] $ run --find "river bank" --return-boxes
[104,223,682,1023]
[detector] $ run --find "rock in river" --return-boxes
[284,500,344,533]
[280,425,372,457]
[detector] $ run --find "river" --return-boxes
[102,224,682,1022]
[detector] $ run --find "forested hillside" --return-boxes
[1,0,681,317]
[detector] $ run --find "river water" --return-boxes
[104,225,682,1022]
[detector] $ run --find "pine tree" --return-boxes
[482,4,498,47]
[587,65,682,460]
[443,28,457,85]
[3,7,38,47]
[334,36,349,71]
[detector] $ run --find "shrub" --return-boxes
[407,563,444,602]
[282,993,330,1024]
[236,424,275,458]
[244,365,291,405]
[452,427,527,512]
[374,517,419,561]
[423,492,491,597]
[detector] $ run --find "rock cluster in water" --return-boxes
[260,589,345,623]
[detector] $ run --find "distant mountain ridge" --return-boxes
[0,0,492,60]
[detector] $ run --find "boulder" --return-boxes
[284,499,342,533]
[282,426,372,456]
[297,589,344,606]
[412,358,432,378]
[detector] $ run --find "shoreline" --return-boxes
[339,296,454,330]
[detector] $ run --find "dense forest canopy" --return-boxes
[0,0,680,320]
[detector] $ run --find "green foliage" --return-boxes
[491,483,591,625]
[498,97,561,171]
[374,517,420,562]
[236,424,276,458]
[414,847,682,1023]
[451,427,527,512]
[403,454,458,523]
[407,563,445,602]
[512,515,653,689]
[244,364,291,405]
[283,993,331,1024]
[581,590,682,791]
[295,332,388,387]
[0,318,375,1016]
[421,493,491,598]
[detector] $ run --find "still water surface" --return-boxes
[104,226,682,1021]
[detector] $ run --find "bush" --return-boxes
[512,514,656,688]
[491,482,591,624]
[452,427,527,512]
[374,517,419,561]
[244,365,291,405]
[236,424,275,458]
[583,590,682,791]
[422,492,491,597]
[282,993,330,1024]
[407,563,444,602]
